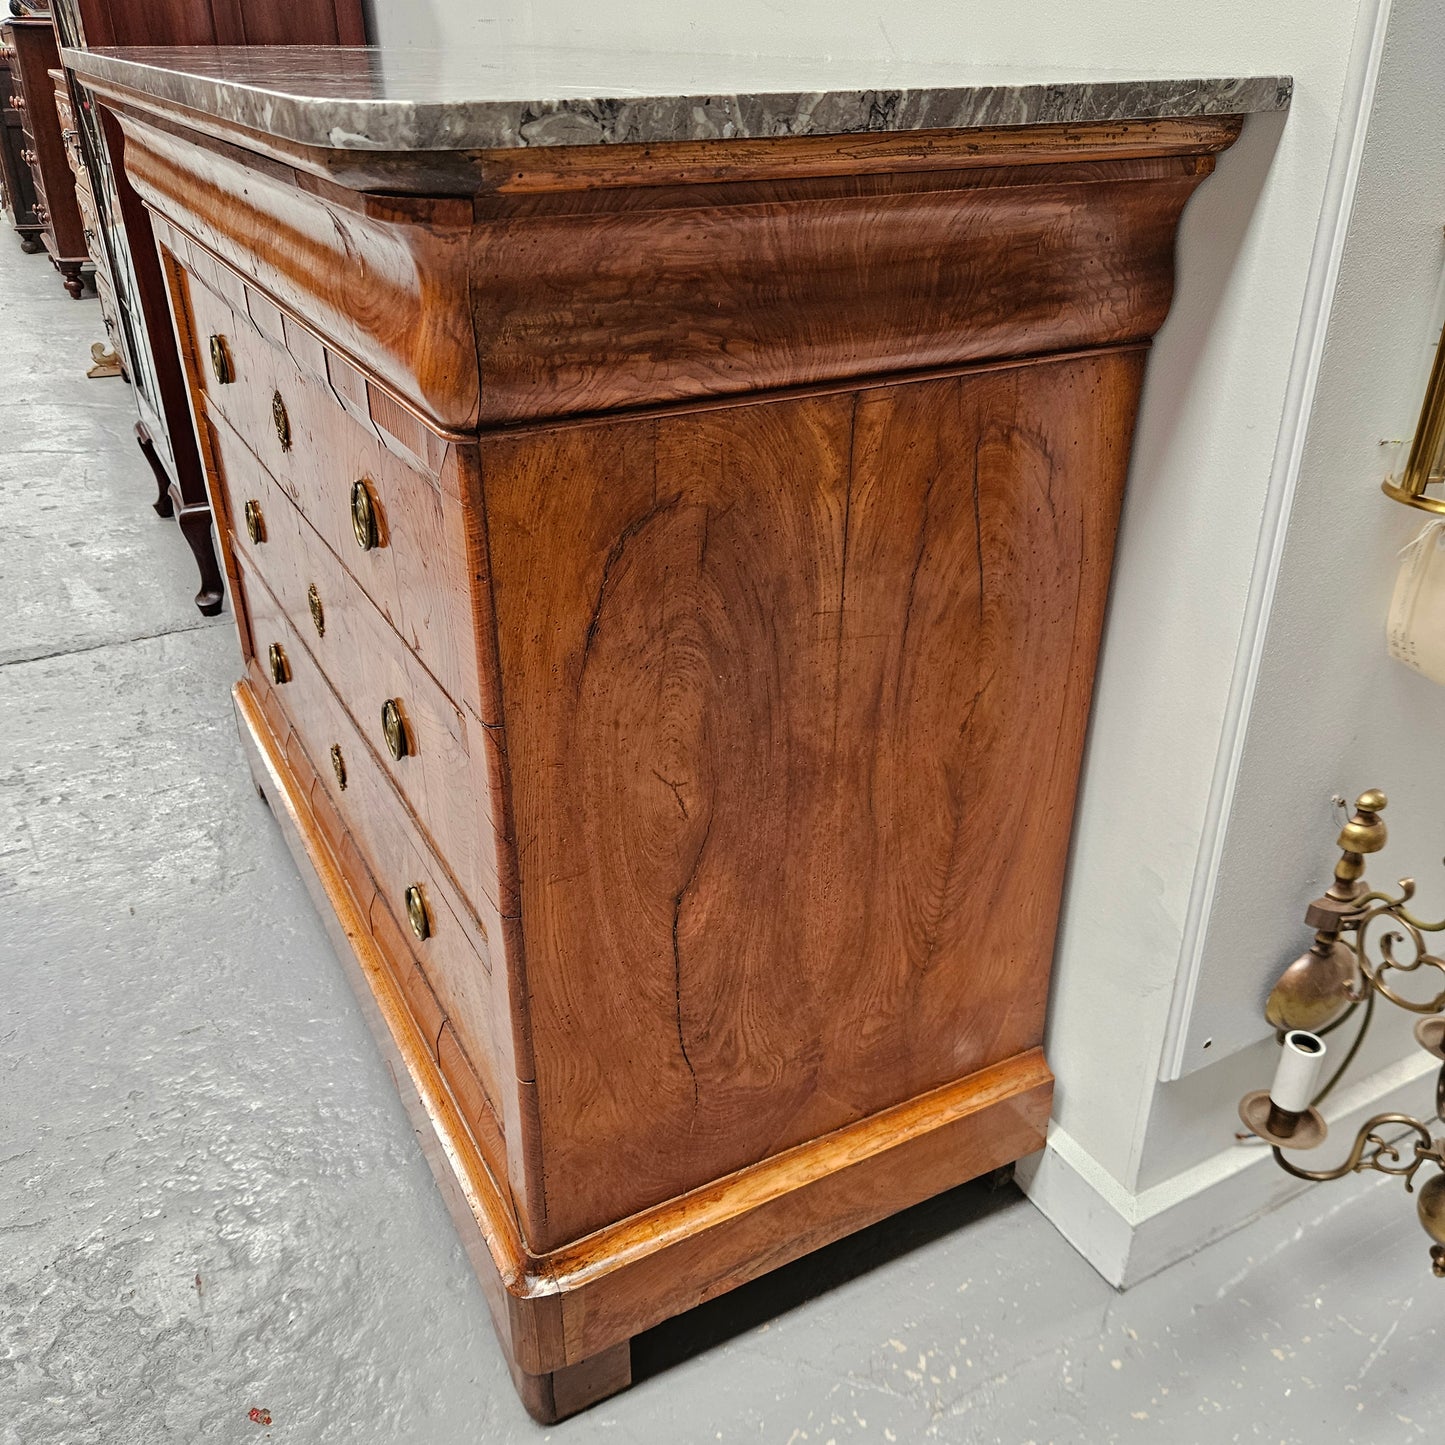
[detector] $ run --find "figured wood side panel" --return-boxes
[482,351,1143,1248]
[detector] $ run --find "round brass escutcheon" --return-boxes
[267,642,290,686]
[307,582,325,637]
[329,742,347,791]
[381,698,409,761]
[350,478,380,551]
[243,498,265,546]
[271,390,291,452]
[405,884,430,942]
[208,333,233,385]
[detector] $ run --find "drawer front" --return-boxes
[209,408,505,923]
[182,269,485,722]
[238,558,503,1107]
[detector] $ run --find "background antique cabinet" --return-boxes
[49,0,365,614]
[1,18,85,293]
[70,45,1291,1421]
[0,45,42,249]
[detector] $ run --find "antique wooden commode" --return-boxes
[67,44,1289,1420]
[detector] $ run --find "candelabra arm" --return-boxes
[1270,1113,1438,1184]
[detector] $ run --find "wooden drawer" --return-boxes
[207,407,507,924]
[237,557,503,1109]
[181,268,486,723]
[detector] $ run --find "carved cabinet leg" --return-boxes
[56,259,86,299]
[513,1340,632,1424]
[134,422,174,517]
[177,505,225,617]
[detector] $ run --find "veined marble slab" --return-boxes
[65,44,1291,153]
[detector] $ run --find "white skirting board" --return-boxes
[1016,1047,1438,1289]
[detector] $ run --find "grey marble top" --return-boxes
[64,45,1291,153]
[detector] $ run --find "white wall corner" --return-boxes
[1016,1044,1437,1289]
[1157,0,1394,1082]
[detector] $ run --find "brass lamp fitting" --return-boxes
[1264,792,1384,1032]
[1239,788,1445,1275]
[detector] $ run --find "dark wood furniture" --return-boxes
[1,17,85,293]
[0,45,42,249]
[78,48,1271,1420]
[49,0,364,615]
[51,65,120,368]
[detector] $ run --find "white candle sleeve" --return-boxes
[1270,1030,1327,1113]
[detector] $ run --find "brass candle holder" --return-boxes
[1381,314,1445,514]
[1238,789,1445,1275]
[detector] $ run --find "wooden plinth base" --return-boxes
[233,679,1053,1421]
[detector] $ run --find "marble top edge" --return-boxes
[64,46,1292,153]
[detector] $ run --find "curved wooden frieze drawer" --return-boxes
[236,557,504,1111]
[178,263,490,723]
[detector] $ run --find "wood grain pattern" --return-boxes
[172,262,491,720]
[237,561,506,1116]
[60,0,365,50]
[474,115,1243,193]
[467,153,1207,422]
[110,104,481,430]
[3,20,86,290]
[481,348,1141,1248]
[0,49,43,247]
[96,99,1219,428]
[208,404,510,924]
[109,86,1245,1417]
[226,672,1054,1419]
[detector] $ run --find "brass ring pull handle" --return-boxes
[243,498,264,545]
[405,884,431,942]
[271,390,291,451]
[381,698,409,761]
[208,334,233,385]
[267,642,290,685]
[307,582,325,637]
[329,743,347,791]
[350,478,380,551]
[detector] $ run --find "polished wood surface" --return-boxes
[2,19,86,294]
[464,152,1215,422]
[50,0,366,611]
[55,0,364,49]
[0,51,42,249]
[96,86,1242,1419]
[232,675,1055,1400]
[483,348,1141,1247]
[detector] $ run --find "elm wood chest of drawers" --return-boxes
[71,44,1290,1421]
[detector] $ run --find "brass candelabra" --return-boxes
[1238,789,1445,1275]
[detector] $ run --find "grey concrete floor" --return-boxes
[0,230,1441,1445]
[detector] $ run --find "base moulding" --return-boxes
[232,677,1055,1420]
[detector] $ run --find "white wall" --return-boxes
[367,0,1445,1280]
